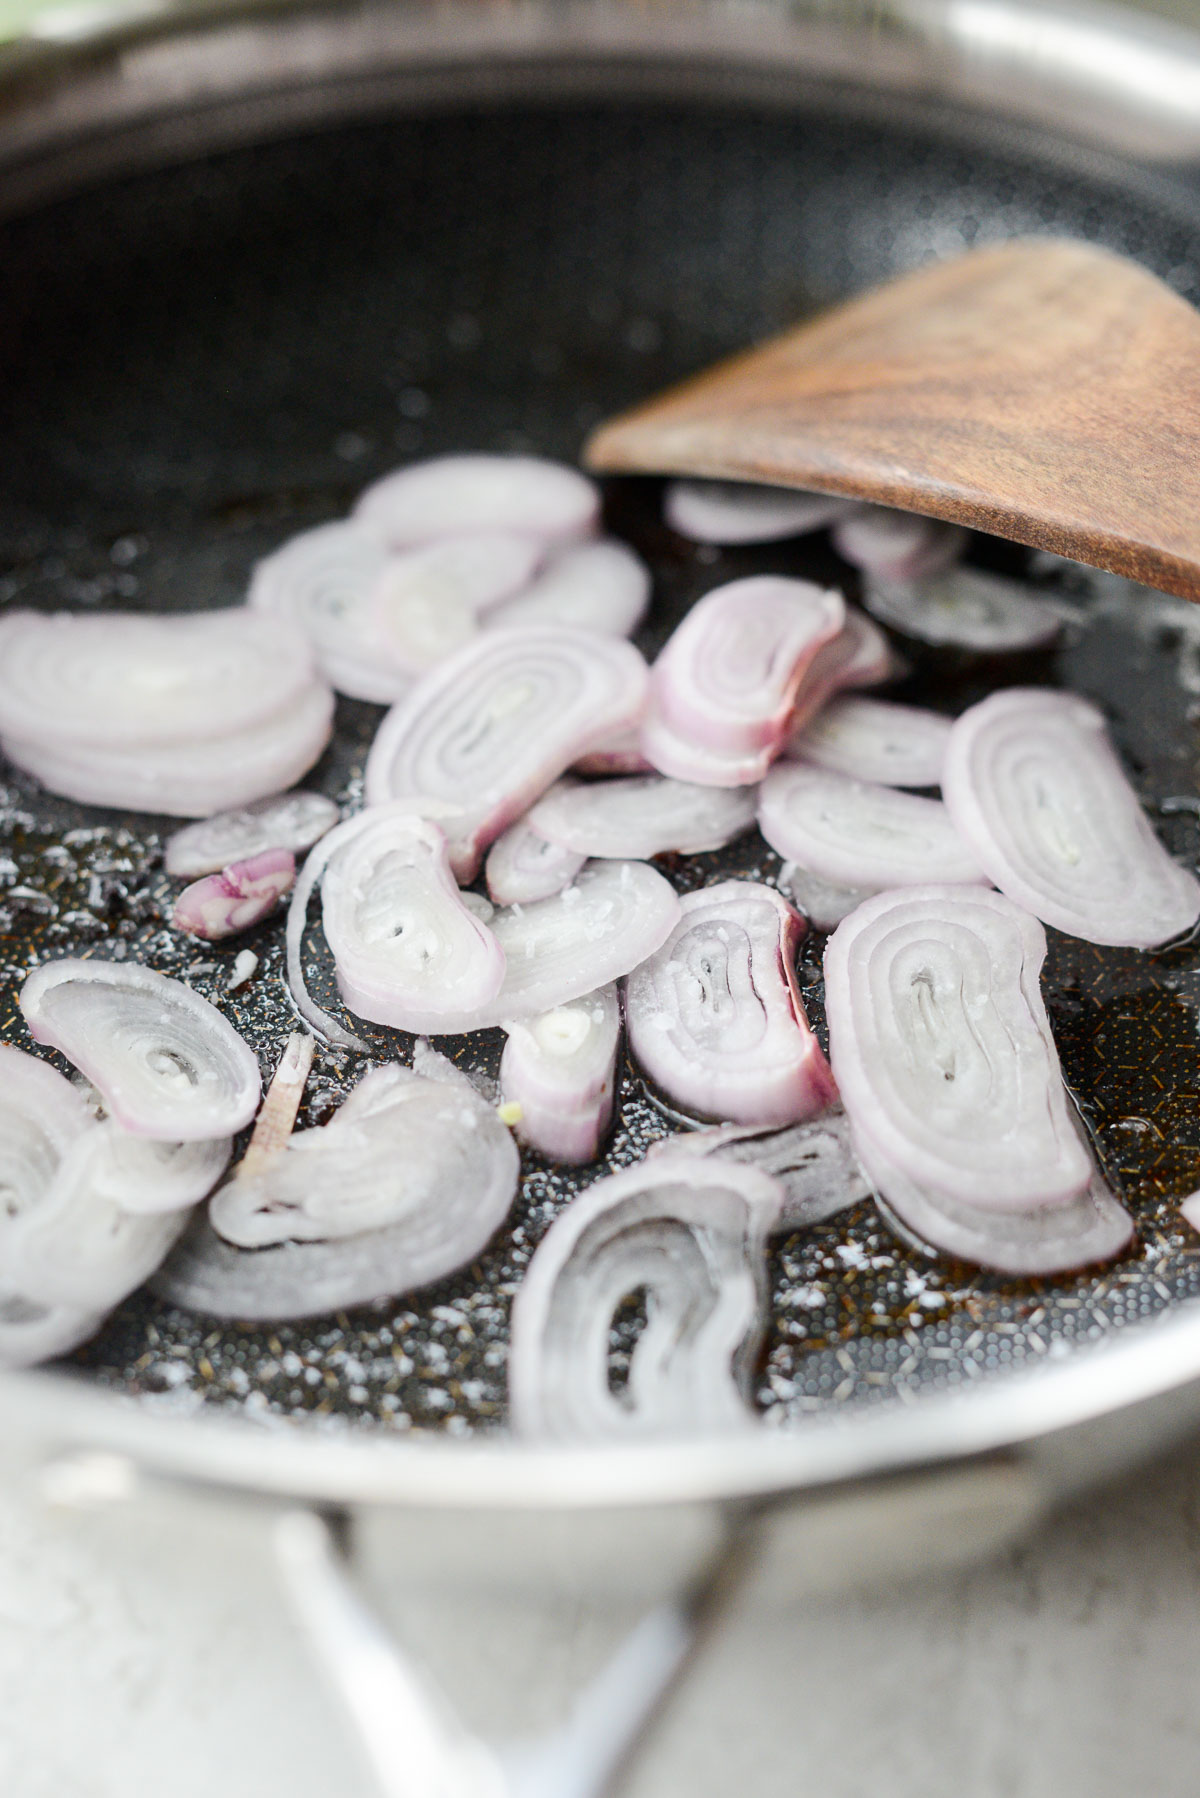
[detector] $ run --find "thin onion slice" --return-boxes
[85,1125,232,1215]
[364,625,649,880]
[20,959,262,1142]
[0,1288,105,1370]
[789,696,952,788]
[573,727,655,776]
[824,885,1092,1212]
[664,479,855,545]
[527,774,757,860]
[165,791,338,878]
[372,534,546,674]
[173,847,296,940]
[863,565,1061,652]
[787,606,896,736]
[758,762,985,888]
[832,507,967,581]
[626,880,835,1127]
[941,687,1200,947]
[160,1047,519,1318]
[778,863,878,931]
[1181,1192,1200,1234]
[355,455,599,547]
[485,814,586,906]
[0,1044,93,1238]
[649,1104,870,1230]
[488,539,650,638]
[500,984,620,1163]
[321,809,505,1034]
[508,1157,783,1440]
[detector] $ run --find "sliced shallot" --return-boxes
[625,880,835,1126]
[832,506,967,582]
[862,565,1061,652]
[789,696,952,788]
[371,534,546,674]
[500,984,620,1163]
[20,960,262,1142]
[364,625,649,880]
[526,774,757,860]
[508,1157,783,1440]
[0,1045,92,1236]
[650,1104,870,1230]
[942,688,1200,947]
[664,479,855,545]
[777,863,878,931]
[173,847,296,940]
[573,727,655,776]
[485,814,585,906]
[787,605,895,734]
[355,454,600,547]
[165,791,338,878]
[824,885,1092,1211]
[758,762,984,889]
[488,539,650,638]
[0,1289,105,1370]
[85,1127,232,1215]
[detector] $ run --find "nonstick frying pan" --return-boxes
[6,3,1200,1793]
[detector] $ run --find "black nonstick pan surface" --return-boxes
[4,94,1200,1438]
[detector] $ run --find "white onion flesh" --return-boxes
[789,696,952,788]
[20,960,262,1142]
[650,1104,870,1230]
[759,761,984,889]
[824,886,1092,1212]
[1182,1192,1200,1235]
[863,565,1061,651]
[832,507,967,582]
[664,479,855,545]
[942,688,1200,948]
[354,454,600,547]
[500,984,620,1163]
[0,1288,105,1370]
[160,1048,519,1318]
[364,626,650,880]
[0,1045,93,1237]
[508,1158,783,1440]
[485,815,586,906]
[85,1125,232,1215]
[165,791,339,878]
[527,774,757,859]
[777,863,879,931]
[787,606,896,735]
[626,880,835,1126]
[488,539,650,638]
[372,535,546,674]
[320,809,506,1034]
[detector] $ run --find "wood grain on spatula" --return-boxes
[584,238,1200,601]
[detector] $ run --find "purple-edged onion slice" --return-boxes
[863,565,1061,652]
[526,774,757,860]
[649,1104,870,1230]
[664,479,855,545]
[20,960,262,1142]
[787,606,896,736]
[320,809,505,1034]
[488,539,650,638]
[789,696,952,788]
[173,847,296,940]
[165,791,338,878]
[160,1047,519,1318]
[372,534,545,674]
[626,880,835,1126]
[824,885,1092,1211]
[364,625,649,880]
[355,455,600,547]
[758,762,984,889]
[500,984,620,1163]
[777,863,878,931]
[832,507,967,582]
[573,726,655,776]
[485,813,586,906]
[942,688,1200,947]
[508,1157,782,1440]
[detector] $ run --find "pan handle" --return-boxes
[273,1504,759,1798]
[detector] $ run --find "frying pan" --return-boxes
[6,2,1200,1793]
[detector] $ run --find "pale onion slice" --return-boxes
[508,1158,783,1440]
[648,576,845,759]
[485,814,586,906]
[941,687,1200,948]
[1182,1191,1200,1235]
[4,678,335,818]
[87,1127,232,1215]
[758,762,985,889]
[0,607,318,748]
[641,710,778,788]
[0,1289,105,1370]
[11,1127,193,1310]
[832,507,967,581]
[0,1044,93,1237]
[664,479,855,545]
[499,984,620,1163]
[354,454,600,547]
[160,1048,519,1318]
[649,1104,870,1230]
[573,726,655,776]
[20,960,262,1142]
[371,535,545,674]
[789,696,952,787]
[165,791,338,878]
[173,847,296,940]
[859,1124,1133,1276]
[787,606,895,735]
[777,863,878,931]
[247,519,411,702]
[364,626,650,881]
[320,809,505,1034]
[823,885,1092,1211]
[863,565,1061,651]
[487,539,650,638]
[526,774,757,859]
[625,880,835,1127]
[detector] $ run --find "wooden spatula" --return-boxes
[584,238,1200,601]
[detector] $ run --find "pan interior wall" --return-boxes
[3,100,1200,1434]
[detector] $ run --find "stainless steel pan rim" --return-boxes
[3,0,1200,1516]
